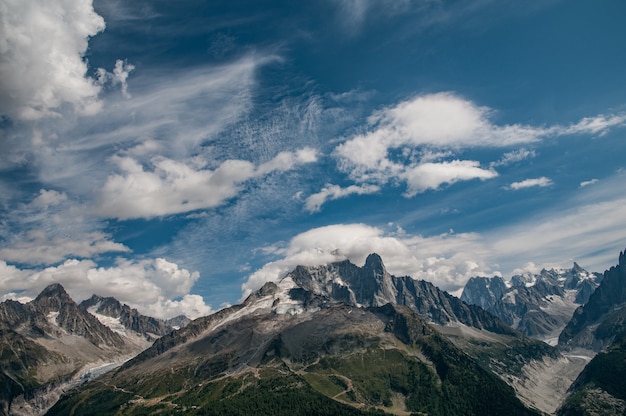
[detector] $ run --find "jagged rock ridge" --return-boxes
[287,253,516,335]
[79,295,183,341]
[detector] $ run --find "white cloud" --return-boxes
[580,178,599,188]
[508,177,553,190]
[96,59,135,98]
[0,189,129,265]
[0,0,105,120]
[335,93,542,168]
[31,189,68,208]
[402,160,497,196]
[559,114,626,137]
[243,223,494,298]
[0,257,210,319]
[304,183,380,213]
[333,93,625,196]
[95,148,317,220]
[256,148,318,176]
[491,148,536,167]
[0,231,129,265]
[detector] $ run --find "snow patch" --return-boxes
[47,311,60,327]
[502,290,517,305]
[88,306,127,336]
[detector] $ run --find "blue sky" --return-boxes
[1,0,626,318]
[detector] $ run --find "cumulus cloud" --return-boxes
[335,93,542,167]
[508,177,553,190]
[243,223,494,298]
[31,189,68,208]
[0,0,105,120]
[95,148,317,220]
[304,183,380,213]
[96,59,136,98]
[333,93,626,197]
[0,257,210,319]
[402,160,497,196]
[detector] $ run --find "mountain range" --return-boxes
[2,248,626,415]
[0,285,185,415]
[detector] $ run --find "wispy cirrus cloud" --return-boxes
[491,148,536,167]
[580,179,599,188]
[489,173,626,273]
[0,189,128,265]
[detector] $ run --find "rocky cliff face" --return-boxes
[557,332,626,416]
[0,283,125,349]
[288,253,515,335]
[79,295,180,341]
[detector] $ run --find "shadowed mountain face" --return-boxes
[462,264,602,340]
[557,333,626,416]
[49,254,552,416]
[559,250,626,351]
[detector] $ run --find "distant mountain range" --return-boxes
[3,248,626,415]
[461,263,602,341]
[0,285,186,415]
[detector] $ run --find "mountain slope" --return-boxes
[50,255,552,415]
[559,249,626,351]
[557,333,626,415]
[49,299,538,416]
